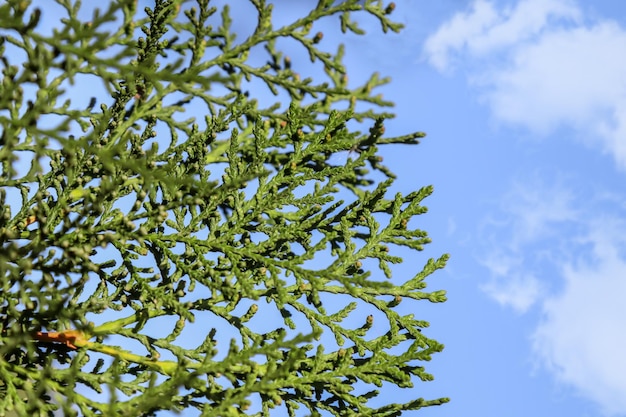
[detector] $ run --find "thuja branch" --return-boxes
[0,0,449,415]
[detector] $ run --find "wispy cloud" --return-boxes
[477,176,578,313]
[475,174,626,414]
[425,2,626,412]
[424,0,626,171]
[533,216,626,416]
[501,178,579,246]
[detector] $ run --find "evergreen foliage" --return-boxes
[0,0,449,415]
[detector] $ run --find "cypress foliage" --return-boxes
[0,0,449,415]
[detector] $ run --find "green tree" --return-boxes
[0,0,449,415]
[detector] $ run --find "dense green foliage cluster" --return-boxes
[0,0,448,415]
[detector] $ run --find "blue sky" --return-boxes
[7,0,626,416]
[342,0,626,416]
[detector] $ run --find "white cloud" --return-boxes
[424,0,626,171]
[485,22,626,137]
[423,0,580,72]
[480,254,543,313]
[533,217,626,416]
[423,0,499,72]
